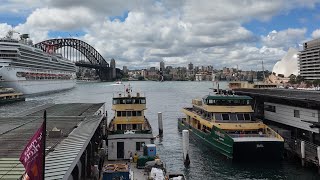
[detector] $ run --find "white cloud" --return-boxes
[261,28,307,49]
[2,0,320,70]
[312,29,320,39]
[25,7,97,31]
[0,23,14,37]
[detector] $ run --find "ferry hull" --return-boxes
[178,119,233,159]
[0,79,76,95]
[233,141,284,161]
[178,119,284,161]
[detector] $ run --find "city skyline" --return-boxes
[1,1,320,70]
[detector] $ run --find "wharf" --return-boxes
[233,88,320,108]
[0,103,106,180]
[233,88,320,171]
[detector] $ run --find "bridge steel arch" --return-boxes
[34,38,115,81]
[34,38,109,67]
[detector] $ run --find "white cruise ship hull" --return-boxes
[0,66,76,95]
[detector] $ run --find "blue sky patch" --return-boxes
[109,10,129,22]
[244,4,320,37]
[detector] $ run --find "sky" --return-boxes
[1,0,320,71]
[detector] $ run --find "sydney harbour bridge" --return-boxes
[34,38,122,81]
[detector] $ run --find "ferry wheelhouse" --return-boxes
[107,87,154,160]
[178,92,284,160]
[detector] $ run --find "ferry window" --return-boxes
[117,111,121,117]
[113,99,119,104]
[294,110,300,118]
[141,99,146,104]
[122,124,127,130]
[121,111,126,116]
[134,99,140,104]
[136,142,145,151]
[264,105,276,112]
[237,114,244,120]
[228,100,234,105]
[137,111,142,116]
[133,124,137,130]
[120,100,126,104]
[208,99,214,105]
[215,100,222,105]
[117,124,122,130]
[137,124,142,130]
[132,111,137,116]
[127,111,132,116]
[214,113,222,120]
[244,114,251,120]
[230,114,237,121]
[126,99,132,104]
[222,114,230,120]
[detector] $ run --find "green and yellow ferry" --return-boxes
[178,93,284,160]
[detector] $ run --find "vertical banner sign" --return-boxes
[19,122,44,180]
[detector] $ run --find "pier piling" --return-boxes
[103,125,106,137]
[317,146,320,173]
[301,141,305,167]
[158,112,163,137]
[182,130,190,166]
[103,140,107,155]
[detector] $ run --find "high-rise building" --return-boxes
[188,62,193,70]
[160,61,165,72]
[110,58,116,79]
[299,39,320,80]
[123,66,128,74]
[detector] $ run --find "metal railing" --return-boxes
[285,138,319,164]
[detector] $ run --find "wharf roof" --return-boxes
[0,103,104,180]
[203,95,252,100]
[234,88,320,109]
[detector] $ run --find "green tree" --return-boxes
[138,76,144,81]
[288,74,296,84]
[296,75,304,84]
[313,79,320,86]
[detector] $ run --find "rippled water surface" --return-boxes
[1,81,319,180]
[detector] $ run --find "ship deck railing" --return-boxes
[184,107,259,123]
[229,133,273,138]
[108,129,153,134]
[108,117,153,132]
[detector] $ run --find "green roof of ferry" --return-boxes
[203,95,252,100]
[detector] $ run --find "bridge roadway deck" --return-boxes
[0,103,105,179]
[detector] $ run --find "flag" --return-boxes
[19,121,45,180]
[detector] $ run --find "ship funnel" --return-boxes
[20,34,29,39]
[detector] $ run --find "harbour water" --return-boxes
[1,81,320,180]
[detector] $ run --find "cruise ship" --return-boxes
[0,31,76,94]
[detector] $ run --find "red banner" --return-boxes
[19,122,44,180]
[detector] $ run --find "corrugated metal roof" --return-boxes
[45,115,103,180]
[0,158,24,179]
[0,103,105,180]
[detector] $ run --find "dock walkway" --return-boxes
[0,103,105,180]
